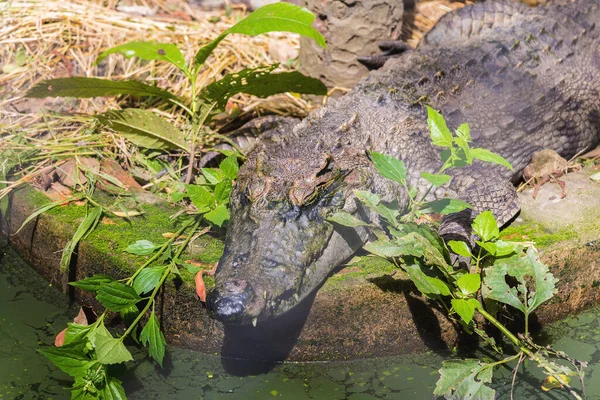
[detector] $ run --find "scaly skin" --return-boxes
[206,0,600,325]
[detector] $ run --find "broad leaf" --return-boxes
[64,323,93,346]
[214,179,233,205]
[194,3,326,67]
[481,259,526,313]
[124,239,160,256]
[455,123,471,141]
[96,282,141,312]
[102,377,127,400]
[420,171,451,187]
[455,273,481,295]
[327,211,370,227]
[204,204,229,227]
[370,151,407,185]
[186,184,215,211]
[472,210,499,242]
[96,41,187,73]
[140,312,167,367]
[420,198,471,215]
[364,239,406,258]
[38,343,93,378]
[471,148,513,171]
[133,266,166,295]
[200,64,326,108]
[434,359,495,400]
[426,106,453,148]
[354,190,381,207]
[201,168,224,184]
[451,298,480,324]
[448,240,472,258]
[219,154,239,180]
[70,274,115,292]
[97,108,187,151]
[404,264,451,297]
[89,324,133,365]
[25,77,177,100]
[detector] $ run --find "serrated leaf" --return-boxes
[194,3,326,67]
[214,179,233,205]
[200,64,326,108]
[482,260,526,313]
[102,377,127,400]
[69,275,115,292]
[186,184,215,211]
[25,77,177,100]
[63,323,93,346]
[426,106,453,148]
[124,239,160,256]
[370,151,407,185]
[96,41,187,73]
[420,198,471,215]
[201,168,224,184]
[354,190,381,207]
[96,282,141,312]
[327,211,370,227]
[204,204,229,227]
[219,154,239,180]
[477,240,497,256]
[404,264,451,297]
[494,240,519,257]
[140,312,167,367]
[97,108,187,151]
[448,240,472,257]
[364,239,405,258]
[472,210,499,242]
[420,171,451,187]
[471,148,514,171]
[455,273,481,295]
[456,123,471,141]
[435,359,495,400]
[451,298,480,324]
[133,266,166,295]
[89,324,133,365]
[38,343,93,377]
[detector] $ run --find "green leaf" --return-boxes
[194,2,326,67]
[481,257,526,313]
[420,198,471,215]
[426,106,453,148]
[477,240,497,256]
[186,184,215,212]
[133,266,166,295]
[471,148,514,171]
[327,211,370,227]
[219,154,239,180]
[370,151,407,185]
[472,210,499,242]
[64,323,94,346]
[204,204,229,227]
[69,275,115,292]
[124,239,160,256]
[494,240,519,257]
[102,377,127,400]
[201,168,224,184]
[420,171,451,187]
[364,239,406,258]
[455,123,471,141]
[200,64,326,108]
[25,77,177,100]
[96,41,187,73]
[38,343,93,378]
[455,273,481,295]
[60,206,102,273]
[214,179,233,205]
[435,359,495,400]
[96,282,142,312]
[97,108,187,151]
[354,190,381,207]
[140,312,167,367]
[404,264,451,297]
[448,240,472,258]
[452,298,480,324]
[353,190,399,226]
[89,324,133,365]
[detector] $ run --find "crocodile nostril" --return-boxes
[224,279,247,293]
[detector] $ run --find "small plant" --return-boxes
[329,107,586,399]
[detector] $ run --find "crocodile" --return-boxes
[206,0,600,325]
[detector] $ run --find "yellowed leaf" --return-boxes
[541,374,570,392]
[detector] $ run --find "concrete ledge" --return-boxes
[2,167,600,361]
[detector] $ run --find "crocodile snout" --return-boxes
[206,279,264,324]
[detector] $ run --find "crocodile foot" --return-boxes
[358,40,412,70]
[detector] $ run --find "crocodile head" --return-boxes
[206,136,374,325]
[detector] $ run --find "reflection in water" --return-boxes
[1,246,600,399]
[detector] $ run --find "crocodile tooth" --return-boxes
[252,317,257,327]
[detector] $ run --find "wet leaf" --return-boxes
[133,266,166,295]
[204,204,229,227]
[420,198,471,215]
[97,108,187,151]
[370,151,407,185]
[426,106,453,148]
[434,359,495,400]
[327,211,370,227]
[471,148,513,171]
[420,171,451,187]
[70,275,115,292]
[25,77,178,101]
[124,240,160,256]
[96,41,187,73]
[96,282,141,312]
[455,273,481,295]
[89,324,133,365]
[140,312,167,367]
[451,298,480,324]
[472,211,499,242]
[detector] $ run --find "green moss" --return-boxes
[500,221,577,248]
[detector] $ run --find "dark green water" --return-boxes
[2,246,600,400]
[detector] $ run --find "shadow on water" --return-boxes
[220,290,317,376]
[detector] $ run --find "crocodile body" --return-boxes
[206,0,600,324]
